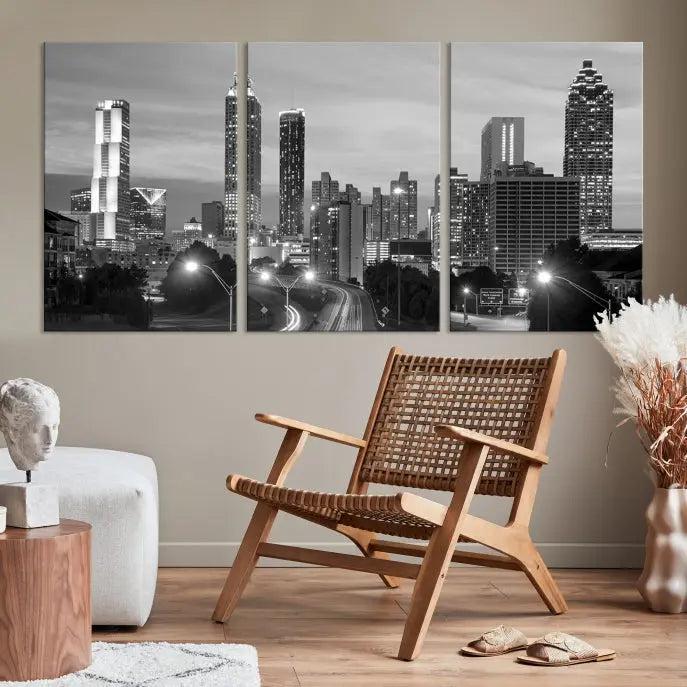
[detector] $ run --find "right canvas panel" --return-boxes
[450,43,643,332]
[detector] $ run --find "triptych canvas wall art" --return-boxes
[43,42,642,333]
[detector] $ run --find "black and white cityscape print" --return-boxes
[247,43,440,332]
[449,43,642,332]
[44,43,237,331]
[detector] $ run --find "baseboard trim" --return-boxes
[159,541,644,569]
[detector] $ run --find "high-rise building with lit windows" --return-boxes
[488,161,580,280]
[371,186,390,240]
[70,187,91,212]
[278,109,305,236]
[90,99,132,251]
[309,172,339,272]
[389,171,417,239]
[225,74,261,238]
[563,60,614,236]
[129,187,166,243]
[480,117,524,182]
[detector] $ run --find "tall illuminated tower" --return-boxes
[480,117,524,182]
[389,171,417,239]
[225,74,262,238]
[91,99,131,250]
[279,109,305,236]
[563,60,614,235]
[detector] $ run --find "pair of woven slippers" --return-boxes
[460,625,616,667]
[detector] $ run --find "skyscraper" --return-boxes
[563,60,614,235]
[460,181,490,270]
[68,187,93,244]
[489,162,580,279]
[480,117,525,182]
[225,74,261,238]
[446,168,468,266]
[278,109,305,236]
[389,171,417,239]
[129,187,166,243]
[70,187,91,212]
[202,201,224,238]
[309,172,339,272]
[333,201,365,285]
[90,99,131,251]
[371,187,390,240]
[311,172,340,207]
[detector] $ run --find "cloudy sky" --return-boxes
[44,42,440,232]
[45,42,641,233]
[452,42,643,229]
[45,43,234,231]
[250,43,439,229]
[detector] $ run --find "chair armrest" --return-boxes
[255,413,367,448]
[434,425,548,465]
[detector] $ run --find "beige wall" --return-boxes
[1,0,685,567]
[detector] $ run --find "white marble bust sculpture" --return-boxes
[0,378,60,478]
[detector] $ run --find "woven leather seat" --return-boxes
[229,475,442,539]
[214,347,568,661]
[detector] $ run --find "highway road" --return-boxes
[150,301,231,331]
[450,311,529,332]
[247,274,380,331]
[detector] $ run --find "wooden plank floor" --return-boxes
[95,567,687,686]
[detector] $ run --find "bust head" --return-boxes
[0,378,60,472]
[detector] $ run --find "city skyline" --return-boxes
[452,42,642,229]
[250,43,440,231]
[45,43,234,231]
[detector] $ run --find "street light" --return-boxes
[184,260,236,331]
[462,286,479,318]
[536,269,611,332]
[391,186,406,326]
[259,269,315,317]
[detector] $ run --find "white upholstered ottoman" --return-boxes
[0,447,158,626]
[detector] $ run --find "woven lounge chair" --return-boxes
[213,347,568,660]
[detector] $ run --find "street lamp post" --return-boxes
[260,269,314,319]
[462,286,478,318]
[184,260,236,331]
[392,185,405,327]
[537,270,611,332]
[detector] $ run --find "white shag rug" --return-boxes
[5,642,260,686]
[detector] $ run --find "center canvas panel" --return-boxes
[247,43,440,332]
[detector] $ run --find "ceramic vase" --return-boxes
[637,487,687,613]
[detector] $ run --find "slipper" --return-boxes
[460,625,531,656]
[516,632,616,666]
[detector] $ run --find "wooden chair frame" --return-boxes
[213,347,568,661]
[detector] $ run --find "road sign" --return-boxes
[508,288,529,306]
[381,306,390,317]
[260,306,269,315]
[479,288,503,306]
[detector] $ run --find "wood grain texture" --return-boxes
[0,519,91,681]
[97,567,686,687]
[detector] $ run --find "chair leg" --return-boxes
[397,443,489,661]
[396,528,455,660]
[212,502,278,623]
[518,541,568,614]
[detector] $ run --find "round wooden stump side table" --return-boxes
[0,519,92,681]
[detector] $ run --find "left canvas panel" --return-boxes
[44,43,237,331]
